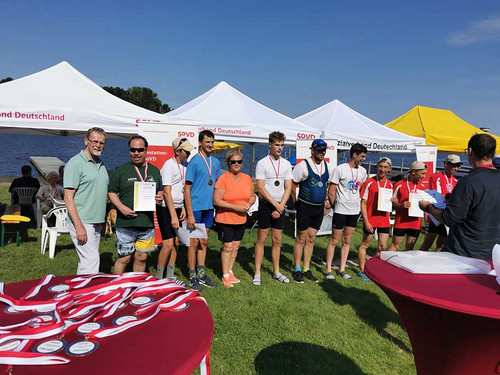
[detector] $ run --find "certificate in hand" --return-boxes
[408,192,424,217]
[133,182,156,211]
[377,187,393,213]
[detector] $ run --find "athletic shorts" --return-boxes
[215,222,245,243]
[393,228,420,238]
[363,226,390,235]
[332,213,360,230]
[193,209,214,229]
[116,227,155,257]
[257,199,285,230]
[296,200,324,231]
[156,206,183,240]
[425,221,447,236]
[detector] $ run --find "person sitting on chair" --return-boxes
[36,171,64,214]
[9,165,40,205]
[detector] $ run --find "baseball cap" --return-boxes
[410,161,428,171]
[310,139,327,151]
[172,137,195,152]
[377,157,392,166]
[445,154,462,165]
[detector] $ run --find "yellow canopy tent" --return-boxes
[385,106,500,154]
[212,141,244,154]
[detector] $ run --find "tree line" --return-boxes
[0,77,171,114]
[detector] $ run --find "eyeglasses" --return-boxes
[229,160,243,165]
[87,138,106,146]
[129,147,145,153]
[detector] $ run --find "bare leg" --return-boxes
[420,232,437,251]
[271,229,283,275]
[325,229,342,273]
[188,238,200,271]
[254,228,268,275]
[229,241,241,271]
[196,229,210,266]
[358,233,374,272]
[435,235,446,252]
[133,251,147,272]
[339,226,355,273]
[113,255,131,274]
[389,235,404,251]
[303,227,319,269]
[377,233,389,256]
[293,230,308,268]
[405,235,419,250]
[221,242,233,275]
[158,238,174,269]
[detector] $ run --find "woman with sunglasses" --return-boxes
[213,151,256,288]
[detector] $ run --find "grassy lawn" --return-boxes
[0,185,420,374]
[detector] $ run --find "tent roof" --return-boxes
[296,99,425,152]
[0,61,165,137]
[385,105,500,154]
[164,81,320,144]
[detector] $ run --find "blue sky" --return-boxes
[1,0,499,134]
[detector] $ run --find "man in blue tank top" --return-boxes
[291,139,330,283]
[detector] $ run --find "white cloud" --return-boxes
[446,16,500,45]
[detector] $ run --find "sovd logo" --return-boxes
[178,131,195,137]
[297,133,316,140]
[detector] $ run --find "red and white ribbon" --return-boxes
[0,352,69,365]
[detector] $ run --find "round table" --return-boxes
[365,257,500,375]
[0,276,214,375]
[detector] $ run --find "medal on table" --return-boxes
[200,153,213,186]
[269,156,281,187]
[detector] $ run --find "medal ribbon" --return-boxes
[199,153,212,180]
[406,180,418,194]
[311,159,323,178]
[0,352,69,365]
[133,162,148,182]
[21,275,54,300]
[269,156,281,181]
[377,177,388,189]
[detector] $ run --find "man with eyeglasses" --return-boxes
[108,135,163,274]
[325,143,368,280]
[64,127,109,274]
[291,139,330,283]
[156,137,196,284]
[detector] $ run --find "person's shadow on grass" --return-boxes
[254,341,365,375]
[321,280,411,353]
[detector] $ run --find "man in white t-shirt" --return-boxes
[326,143,367,280]
[156,137,195,285]
[253,131,293,286]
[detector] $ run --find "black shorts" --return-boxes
[215,222,245,243]
[425,221,448,236]
[332,213,360,230]
[393,227,420,238]
[363,226,390,235]
[257,199,286,230]
[156,206,182,240]
[296,200,324,231]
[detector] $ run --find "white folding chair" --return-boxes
[40,206,69,259]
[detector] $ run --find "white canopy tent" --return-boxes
[0,61,165,138]
[296,99,425,153]
[163,81,320,145]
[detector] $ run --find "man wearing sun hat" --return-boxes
[389,160,427,251]
[420,154,462,253]
[291,139,330,283]
[156,137,196,284]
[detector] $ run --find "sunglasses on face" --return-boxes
[129,147,145,153]
[229,160,243,165]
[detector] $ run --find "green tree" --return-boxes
[102,86,171,114]
[0,77,13,84]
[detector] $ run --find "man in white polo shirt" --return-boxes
[253,131,293,286]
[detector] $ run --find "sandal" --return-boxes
[252,275,261,286]
[273,273,290,284]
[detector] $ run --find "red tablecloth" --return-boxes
[365,257,500,375]
[0,276,214,375]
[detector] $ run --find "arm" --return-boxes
[108,192,136,217]
[280,179,292,211]
[213,188,246,213]
[163,185,180,229]
[361,199,373,233]
[256,179,285,214]
[419,201,444,223]
[64,188,87,244]
[184,182,195,228]
[328,183,338,207]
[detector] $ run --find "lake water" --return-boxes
[1,133,468,178]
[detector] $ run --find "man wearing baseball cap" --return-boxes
[420,154,462,253]
[356,157,395,281]
[389,161,427,251]
[156,137,196,284]
[291,139,330,283]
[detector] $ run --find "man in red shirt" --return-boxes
[420,154,462,252]
[357,157,395,281]
[389,161,427,251]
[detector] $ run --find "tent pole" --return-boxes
[249,142,256,176]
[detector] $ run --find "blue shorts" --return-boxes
[116,227,155,257]
[193,209,214,229]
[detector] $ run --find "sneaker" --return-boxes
[325,272,336,281]
[167,277,186,287]
[221,276,234,288]
[292,271,304,283]
[338,271,353,280]
[358,271,370,282]
[228,272,240,284]
[302,270,318,283]
[189,277,202,291]
[199,274,217,288]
